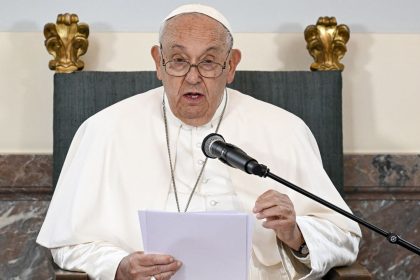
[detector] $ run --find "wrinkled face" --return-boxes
[152,13,241,126]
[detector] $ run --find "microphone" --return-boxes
[201,133,420,255]
[201,133,268,177]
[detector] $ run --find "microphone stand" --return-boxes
[252,164,420,255]
[202,132,419,255]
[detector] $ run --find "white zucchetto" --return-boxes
[162,4,233,35]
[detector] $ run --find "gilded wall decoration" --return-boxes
[304,17,350,71]
[44,14,89,73]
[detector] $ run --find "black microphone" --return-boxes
[201,133,420,255]
[201,133,268,177]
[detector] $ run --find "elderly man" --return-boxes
[37,4,361,280]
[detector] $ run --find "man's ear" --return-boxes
[226,49,241,84]
[151,45,163,81]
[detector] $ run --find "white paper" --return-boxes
[138,210,254,280]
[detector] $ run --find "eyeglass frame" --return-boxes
[159,46,232,78]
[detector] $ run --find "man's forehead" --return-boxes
[164,43,225,54]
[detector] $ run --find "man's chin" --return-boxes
[179,112,211,127]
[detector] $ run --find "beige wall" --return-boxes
[1,32,419,153]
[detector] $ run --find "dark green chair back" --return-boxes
[53,71,343,193]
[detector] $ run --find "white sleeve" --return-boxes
[51,241,129,280]
[279,216,360,280]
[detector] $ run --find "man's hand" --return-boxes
[253,189,304,251]
[115,251,182,280]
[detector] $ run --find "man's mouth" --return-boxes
[183,92,204,100]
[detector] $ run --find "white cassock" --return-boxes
[37,87,361,280]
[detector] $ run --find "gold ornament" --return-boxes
[304,17,350,71]
[44,13,89,73]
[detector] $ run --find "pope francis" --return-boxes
[37,4,362,280]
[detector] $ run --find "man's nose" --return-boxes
[184,64,202,84]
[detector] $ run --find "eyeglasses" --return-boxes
[160,48,231,78]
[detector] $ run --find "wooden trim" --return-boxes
[343,187,420,200]
[0,186,52,200]
[323,263,372,280]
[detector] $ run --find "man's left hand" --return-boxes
[253,189,304,251]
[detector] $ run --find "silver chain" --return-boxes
[162,89,228,212]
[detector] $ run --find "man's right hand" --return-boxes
[115,251,182,280]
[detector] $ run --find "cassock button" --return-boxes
[209,200,218,206]
[196,142,201,148]
[202,178,209,184]
[197,160,204,165]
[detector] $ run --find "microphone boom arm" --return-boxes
[262,167,420,255]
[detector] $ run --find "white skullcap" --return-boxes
[162,4,233,35]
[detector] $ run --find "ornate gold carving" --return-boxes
[304,17,350,71]
[44,14,89,73]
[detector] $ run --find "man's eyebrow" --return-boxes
[169,44,186,50]
[204,46,222,53]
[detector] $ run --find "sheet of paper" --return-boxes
[138,210,254,280]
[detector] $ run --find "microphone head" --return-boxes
[202,133,225,158]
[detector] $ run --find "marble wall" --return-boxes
[0,154,419,279]
[343,155,420,280]
[0,155,53,278]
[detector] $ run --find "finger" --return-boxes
[254,195,292,213]
[153,270,177,280]
[257,189,290,201]
[254,194,285,211]
[257,192,290,204]
[139,254,176,266]
[262,218,295,230]
[265,215,280,221]
[256,205,294,220]
[144,261,182,276]
[257,189,280,200]
[254,198,290,213]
